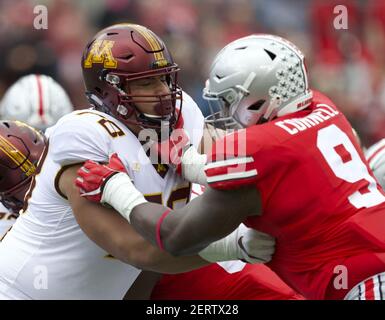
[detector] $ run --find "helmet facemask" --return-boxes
[89,66,183,138]
[0,177,31,213]
[81,24,185,138]
[203,71,269,132]
[204,88,243,131]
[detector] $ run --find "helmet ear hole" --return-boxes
[247,99,266,111]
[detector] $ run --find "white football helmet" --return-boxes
[203,34,313,129]
[0,74,73,130]
[366,139,385,190]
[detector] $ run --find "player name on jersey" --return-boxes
[275,104,339,135]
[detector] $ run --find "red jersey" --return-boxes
[151,262,303,300]
[152,185,303,300]
[205,90,385,299]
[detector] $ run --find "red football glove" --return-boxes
[151,128,192,174]
[75,153,127,203]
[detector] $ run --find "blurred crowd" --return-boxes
[0,0,385,146]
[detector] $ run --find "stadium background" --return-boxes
[0,0,384,146]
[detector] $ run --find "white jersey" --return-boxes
[0,203,17,240]
[0,92,204,299]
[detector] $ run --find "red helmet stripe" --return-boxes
[36,75,46,125]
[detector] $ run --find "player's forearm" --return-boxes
[63,165,209,273]
[100,173,227,255]
[97,172,193,252]
[102,172,252,256]
[130,198,274,266]
[76,167,273,265]
[130,191,245,256]
[130,202,214,255]
[113,228,209,273]
[96,169,262,259]
[70,196,208,272]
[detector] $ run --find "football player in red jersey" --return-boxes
[149,185,303,300]
[76,34,385,300]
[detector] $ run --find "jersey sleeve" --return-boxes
[49,114,111,166]
[204,127,282,190]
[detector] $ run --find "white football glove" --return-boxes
[198,223,275,264]
[180,145,207,185]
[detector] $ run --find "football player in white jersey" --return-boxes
[0,74,73,131]
[0,120,46,237]
[0,24,274,299]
